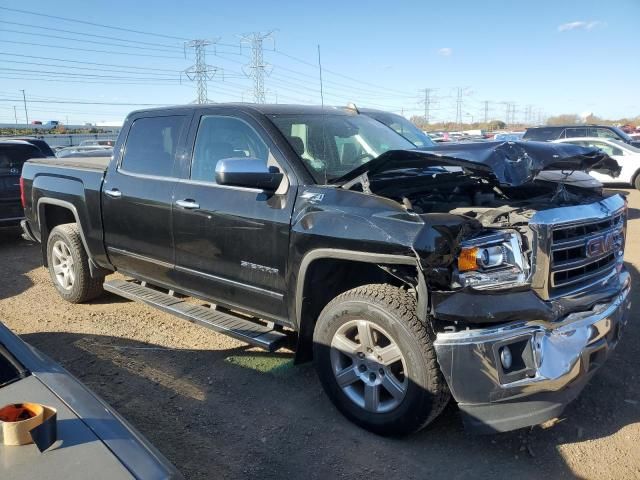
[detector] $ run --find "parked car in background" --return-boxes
[56,145,112,158]
[0,319,181,478]
[61,148,114,159]
[354,107,436,148]
[524,125,640,148]
[45,121,60,128]
[0,140,45,229]
[79,139,115,147]
[7,137,56,157]
[554,137,640,189]
[19,103,628,435]
[30,120,43,125]
[493,132,525,142]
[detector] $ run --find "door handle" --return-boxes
[175,199,200,209]
[104,188,122,198]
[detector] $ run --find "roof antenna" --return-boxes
[317,44,324,107]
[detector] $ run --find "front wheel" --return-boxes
[46,223,104,303]
[313,284,450,436]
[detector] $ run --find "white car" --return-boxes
[554,137,640,189]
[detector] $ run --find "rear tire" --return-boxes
[313,284,449,436]
[634,173,640,191]
[46,223,104,303]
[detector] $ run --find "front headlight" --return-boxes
[453,231,529,289]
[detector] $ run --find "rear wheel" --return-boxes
[634,173,640,191]
[313,284,450,435]
[46,223,104,303]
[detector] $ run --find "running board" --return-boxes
[104,279,287,351]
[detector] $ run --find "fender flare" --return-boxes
[37,197,107,277]
[295,248,428,329]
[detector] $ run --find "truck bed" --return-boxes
[26,156,110,171]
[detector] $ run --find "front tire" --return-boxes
[313,284,450,436]
[46,223,104,303]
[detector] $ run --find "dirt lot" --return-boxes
[1,190,640,480]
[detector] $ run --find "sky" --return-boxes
[0,0,638,125]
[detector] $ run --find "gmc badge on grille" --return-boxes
[585,231,620,258]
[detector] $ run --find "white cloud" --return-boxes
[437,47,453,56]
[558,20,605,32]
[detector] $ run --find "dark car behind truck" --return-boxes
[20,104,630,435]
[524,124,640,147]
[1,141,45,229]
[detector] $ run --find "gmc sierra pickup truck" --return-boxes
[20,104,630,435]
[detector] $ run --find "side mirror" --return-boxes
[215,158,284,191]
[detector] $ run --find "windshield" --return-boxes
[270,113,414,182]
[363,111,435,148]
[611,126,632,142]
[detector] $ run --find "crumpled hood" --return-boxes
[333,141,621,187]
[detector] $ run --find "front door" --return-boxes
[172,111,296,323]
[103,113,190,285]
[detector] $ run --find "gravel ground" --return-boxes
[1,189,640,479]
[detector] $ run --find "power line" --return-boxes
[0,28,184,54]
[3,40,186,60]
[0,6,189,41]
[0,20,184,50]
[0,52,183,72]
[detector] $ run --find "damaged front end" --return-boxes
[336,141,631,432]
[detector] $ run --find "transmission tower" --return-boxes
[183,39,220,104]
[455,88,464,129]
[241,31,274,104]
[483,100,489,124]
[421,88,435,124]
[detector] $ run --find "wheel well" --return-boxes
[294,258,417,363]
[40,204,76,266]
[632,169,640,187]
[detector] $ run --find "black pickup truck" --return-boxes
[20,104,630,435]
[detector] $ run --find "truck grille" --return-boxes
[529,195,626,299]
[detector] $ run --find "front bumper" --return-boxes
[433,272,631,433]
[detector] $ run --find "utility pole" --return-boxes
[20,89,28,125]
[13,106,18,126]
[183,39,220,104]
[483,100,489,124]
[241,31,274,104]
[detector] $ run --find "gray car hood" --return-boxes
[333,141,621,187]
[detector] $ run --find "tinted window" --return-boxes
[191,116,269,183]
[365,112,435,147]
[564,127,588,138]
[0,144,44,175]
[593,128,620,140]
[523,127,561,141]
[121,115,186,177]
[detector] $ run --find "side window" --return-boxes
[121,115,186,177]
[585,141,622,157]
[564,127,587,138]
[594,128,619,140]
[191,115,269,183]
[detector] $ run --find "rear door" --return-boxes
[171,108,297,322]
[102,112,190,285]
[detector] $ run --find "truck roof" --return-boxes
[127,103,352,117]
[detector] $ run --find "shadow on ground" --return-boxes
[0,228,40,301]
